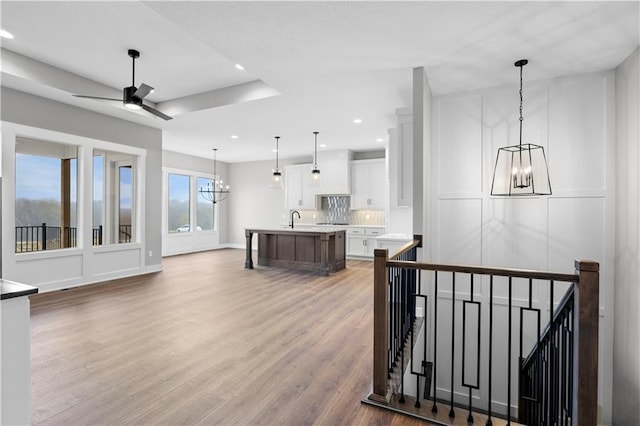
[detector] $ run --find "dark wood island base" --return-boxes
[245,228,346,276]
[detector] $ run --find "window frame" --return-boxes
[163,167,219,236]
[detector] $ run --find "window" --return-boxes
[93,154,104,245]
[118,165,133,242]
[93,149,137,245]
[196,177,214,231]
[15,137,78,252]
[168,174,191,233]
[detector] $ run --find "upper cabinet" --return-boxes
[350,159,385,210]
[315,150,353,194]
[284,164,317,210]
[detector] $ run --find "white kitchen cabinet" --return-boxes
[285,164,317,210]
[350,159,385,210]
[346,227,384,258]
[316,150,353,194]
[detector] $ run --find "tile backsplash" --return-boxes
[292,196,385,226]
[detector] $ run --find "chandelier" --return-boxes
[199,148,230,203]
[490,59,552,196]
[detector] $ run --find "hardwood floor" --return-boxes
[30,249,424,425]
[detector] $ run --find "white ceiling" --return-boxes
[1,1,638,163]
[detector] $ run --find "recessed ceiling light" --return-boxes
[353,118,362,124]
[319,144,327,148]
[376,138,384,143]
[0,29,14,39]
[231,135,239,139]
[272,149,278,153]
[235,64,245,71]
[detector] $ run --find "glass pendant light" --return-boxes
[490,59,552,196]
[309,131,322,189]
[270,136,284,189]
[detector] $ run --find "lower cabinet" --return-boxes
[346,227,384,258]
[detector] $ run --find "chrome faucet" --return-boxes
[290,210,301,229]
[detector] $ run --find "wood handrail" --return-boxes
[388,240,421,260]
[382,257,578,283]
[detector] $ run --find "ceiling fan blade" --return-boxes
[73,94,121,102]
[134,83,154,100]
[141,104,173,121]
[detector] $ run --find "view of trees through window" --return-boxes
[196,177,214,231]
[167,173,215,233]
[168,174,190,233]
[15,138,77,252]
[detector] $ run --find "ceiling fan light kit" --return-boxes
[73,48,173,120]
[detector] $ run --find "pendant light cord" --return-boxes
[213,148,217,181]
[275,137,280,170]
[313,132,319,168]
[519,64,524,148]
[131,55,136,87]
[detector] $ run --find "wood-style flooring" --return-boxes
[29,249,423,425]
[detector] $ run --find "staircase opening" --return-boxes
[363,239,599,425]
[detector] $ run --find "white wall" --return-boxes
[1,88,163,291]
[162,150,229,256]
[613,46,640,425]
[227,156,310,247]
[429,70,616,421]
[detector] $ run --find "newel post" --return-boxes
[369,248,391,403]
[573,260,599,426]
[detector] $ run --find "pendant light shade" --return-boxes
[309,131,322,189]
[270,136,284,189]
[490,60,552,196]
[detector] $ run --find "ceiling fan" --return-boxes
[73,49,172,121]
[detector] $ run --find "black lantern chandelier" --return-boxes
[490,59,552,196]
[270,136,283,189]
[199,148,230,204]
[309,131,322,188]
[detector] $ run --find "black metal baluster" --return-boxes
[568,296,574,422]
[486,275,494,426]
[421,293,429,405]
[547,280,554,426]
[387,268,395,379]
[41,222,47,250]
[399,265,406,403]
[432,271,439,413]
[559,313,567,426]
[413,291,420,408]
[400,287,406,403]
[463,273,479,424]
[507,277,512,425]
[396,267,401,366]
[449,272,456,419]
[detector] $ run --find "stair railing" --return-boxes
[367,240,599,425]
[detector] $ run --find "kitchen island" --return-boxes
[245,227,346,276]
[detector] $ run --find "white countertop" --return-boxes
[247,227,346,234]
[294,223,384,229]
